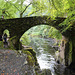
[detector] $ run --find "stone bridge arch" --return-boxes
[0,16,75,69]
[21,24,67,65]
[0,16,65,37]
[0,16,66,50]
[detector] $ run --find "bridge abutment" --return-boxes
[8,36,22,50]
[68,35,75,70]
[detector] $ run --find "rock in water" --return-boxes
[40,69,52,75]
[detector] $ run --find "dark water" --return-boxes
[29,37,75,75]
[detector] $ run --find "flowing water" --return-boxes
[29,37,75,75]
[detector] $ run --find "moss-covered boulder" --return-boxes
[21,50,35,66]
[22,47,38,66]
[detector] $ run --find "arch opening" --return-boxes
[20,24,71,74]
[20,24,62,46]
[20,24,65,63]
[20,24,72,67]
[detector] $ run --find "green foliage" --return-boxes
[22,50,35,66]
[27,55,35,66]
[26,25,62,40]
[48,27,62,40]
[32,0,75,33]
[69,40,72,65]
[3,29,10,37]
[0,0,32,18]
[20,33,30,46]
[0,41,4,49]
[22,50,33,57]
[0,0,74,19]
[32,0,47,14]
[26,25,50,38]
[59,10,75,33]
[31,0,70,17]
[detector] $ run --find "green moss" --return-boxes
[8,39,15,50]
[22,50,32,56]
[27,48,36,58]
[69,40,72,65]
[9,36,16,41]
[27,55,35,66]
[0,41,14,50]
[0,41,4,49]
[22,50,35,66]
[3,29,10,37]
[22,48,38,66]
[26,48,38,65]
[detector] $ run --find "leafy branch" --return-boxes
[48,0,58,10]
[20,3,32,18]
[5,0,20,11]
[25,9,40,17]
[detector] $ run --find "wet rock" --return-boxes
[22,47,38,66]
[40,69,52,75]
[55,51,60,64]
[52,46,59,50]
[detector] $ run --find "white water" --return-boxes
[29,37,57,75]
[29,37,75,75]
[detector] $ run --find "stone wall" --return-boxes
[55,35,72,66]
[59,36,68,65]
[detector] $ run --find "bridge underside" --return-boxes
[0,16,65,37]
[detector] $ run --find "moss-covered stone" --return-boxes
[8,36,22,50]
[0,16,66,50]
[22,47,38,66]
[0,41,4,49]
[17,50,35,66]
[27,55,35,66]
[22,50,32,56]
[68,40,72,65]
[8,38,15,49]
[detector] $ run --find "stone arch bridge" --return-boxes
[0,16,75,69]
[0,16,66,37]
[0,16,66,49]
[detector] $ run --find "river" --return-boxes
[29,37,75,75]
